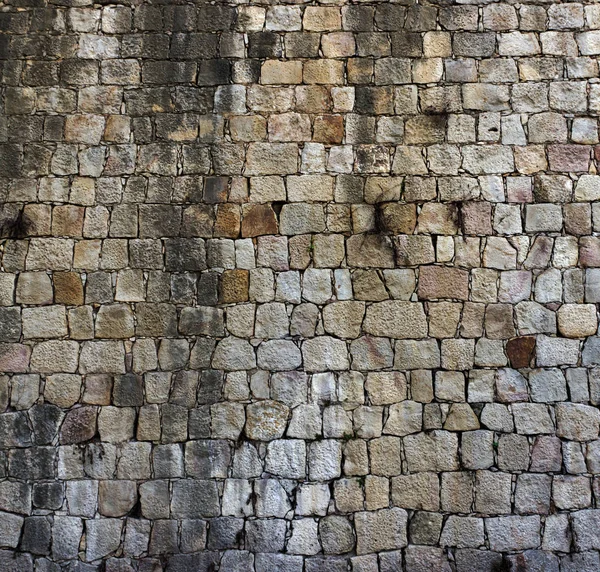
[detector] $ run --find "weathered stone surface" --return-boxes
[3,2,599,568]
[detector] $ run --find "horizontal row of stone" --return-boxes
[5,54,600,92]
[8,28,600,61]
[8,3,600,34]
[7,201,600,240]
[5,174,600,207]
[5,238,600,280]
[7,3,600,34]
[2,265,600,306]
[4,461,600,516]
[0,298,598,341]
[3,361,600,410]
[3,143,599,182]
[2,376,600,434]
[2,329,600,371]
[5,107,600,147]
[1,511,599,565]
[0,508,600,561]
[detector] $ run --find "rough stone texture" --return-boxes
[0,0,599,567]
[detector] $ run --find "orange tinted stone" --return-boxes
[241,204,278,237]
[220,269,249,304]
[313,115,344,143]
[214,203,241,239]
[54,272,84,305]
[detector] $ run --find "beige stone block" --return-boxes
[303,7,341,31]
[261,60,303,85]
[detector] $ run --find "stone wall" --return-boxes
[2,0,600,569]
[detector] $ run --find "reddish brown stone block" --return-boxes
[54,272,84,306]
[241,204,278,237]
[52,206,84,237]
[417,266,469,301]
[461,202,493,236]
[506,336,536,368]
[548,145,591,173]
[313,115,344,144]
[580,236,600,267]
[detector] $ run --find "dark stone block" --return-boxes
[113,374,144,407]
[153,444,185,478]
[61,60,99,85]
[171,273,197,304]
[305,558,349,572]
[134,6,163,31]
[23,143,53,176]
[197,272,219,306]
[220,550,254,572]
[149,520,179,555]
[171,33,218,59]
[122,34,170,59]
[9,446,55,480]
[0,145,22,178]
[170,371,198,407]
[165,239,207,272]
[161,404,188,443]
[171,479,220,518]
[179,307,224,337]
[136,303,178,337]
[453,32,496,58]
[0,411,31,447]
[188,406,212,440]
[248,32,282,58]
[198,369,223,405]
[255,554,303,572]
[105,558,136,572]
[342,6,374,31]
[43,116,65,142]
[33,482,64,510]
[561,552,600,572]
[129,239,164,269]
[0,307,21,342]
[166,552,219,572]
[207,517,244,550]
[375,5,406,30]
[405,5,438,30]
[197,59,231,86]
[85,272,114,304]
[246,519,287,553]
[185,440,230,478]
[455,549,505,572]
[164,5,196,31]
[174,88,214,114]
[507,336,536,369]
[22,61,59,86]
[391,32,423,57]
[8,116,44,142]
[124,88,173,117]
[30,558,60,572]
[0,550,33,572]
[143,61,196,84]
[20,516,51,555]
[198,6,235,31]
[30,405,63,445]
[506,551,559,572]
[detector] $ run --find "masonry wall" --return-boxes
[2,0,600,570]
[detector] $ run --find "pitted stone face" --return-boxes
[2,0,600,568]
